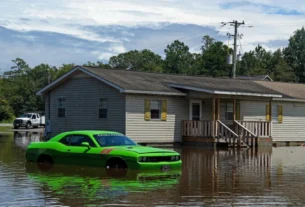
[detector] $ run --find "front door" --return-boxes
[189,100,202,120]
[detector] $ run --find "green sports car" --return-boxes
[26,130,182,171]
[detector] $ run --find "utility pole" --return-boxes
[222,20,245,79]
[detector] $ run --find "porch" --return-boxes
[182,97,272,148]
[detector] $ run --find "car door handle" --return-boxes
[67,149,71,152]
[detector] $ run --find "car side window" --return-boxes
[59,135,72,145]
[69,135,96,147]
[32,115,36,119]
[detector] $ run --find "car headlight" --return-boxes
[171,156,175,161]
[176,156,180,161]
[138,157,148,162]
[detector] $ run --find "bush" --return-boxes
[0,97,14,122]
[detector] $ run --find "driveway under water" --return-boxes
[1,129,305,206]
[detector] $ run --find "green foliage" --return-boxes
[201,39,231,77]
[284,27,305,82]
[109,50,163,72]
[0,97,14,122]
[164,40,193,74]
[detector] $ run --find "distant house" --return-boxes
[37,66,305,146]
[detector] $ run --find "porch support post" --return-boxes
[212,97,216,138]
[269,99,272,137]
[217,98,220,120]
[212,97,216,121]
[233,98,236,121]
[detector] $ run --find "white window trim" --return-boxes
[98,98,108,119]
[150,100,162,120]
[189,100,202,120]
[57,97,66,118]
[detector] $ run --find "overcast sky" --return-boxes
[0,0,304,74]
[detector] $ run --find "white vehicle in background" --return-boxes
[13,113,45,129]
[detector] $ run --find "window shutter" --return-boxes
[278,105,283,124]
[236,102,240,120]
[266,105,270,121]
[144,100,151,121]
[161,100,167,121]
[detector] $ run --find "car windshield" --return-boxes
[93,134,137,147]
[20,114,32,118]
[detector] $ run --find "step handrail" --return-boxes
[217,120,238,137]
[234,120,257,137]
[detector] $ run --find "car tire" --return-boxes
[106,158,128,169]
[37,154,54,171]
[25,122,31,129]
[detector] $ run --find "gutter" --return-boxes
[272,98,305,103]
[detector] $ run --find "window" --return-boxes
[69,135,96,147]
[58,98,66,118]
[150,100,161,119]
[223,102,233,120]
[59,135,72,145]
[32,115,36,119]
[93,134,137,147]
[99,99,108,118]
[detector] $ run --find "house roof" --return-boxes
[37,66,283,98]
[236,75,273,81]
[255,81,305,100]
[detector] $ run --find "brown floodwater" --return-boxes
[1,130,305,207]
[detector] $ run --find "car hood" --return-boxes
[15,118,29,121]
[112,146,176,154]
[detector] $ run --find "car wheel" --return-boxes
[37,154,53,171]
[26,122,31,129]
[105,158,128,177]
[106,158,128,169]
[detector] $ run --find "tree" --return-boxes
[0,97,14,122]
[202,35,215,52]
[109,50,163,72]
[83,61,111,68]
[54,64,74,80]
[267,49,296,82]
[201,40,231,77]
[164,40,194,74]
[238,45,272,76]
[284,27,305,82]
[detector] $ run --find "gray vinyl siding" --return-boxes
[125,95,188,143]
[240,100,268,121]
[272,101,305,142]
[48,73,125,137]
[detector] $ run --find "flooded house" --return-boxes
[37,66,305,147]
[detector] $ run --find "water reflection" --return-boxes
[1,130,305,206]
[26,164,181,206]
[13,131,43,150]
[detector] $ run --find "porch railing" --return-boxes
[217,120,239,147]
[182,120,215,137]
[237,121,271,137]
[234,120,258,148]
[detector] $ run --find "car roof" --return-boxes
[61,130,123,136]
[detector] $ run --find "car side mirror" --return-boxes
[81,142,90,148]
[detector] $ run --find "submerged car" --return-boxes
[26,130,182,171]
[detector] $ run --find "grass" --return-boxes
[0,126,12,132]
[0,116,15,124]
